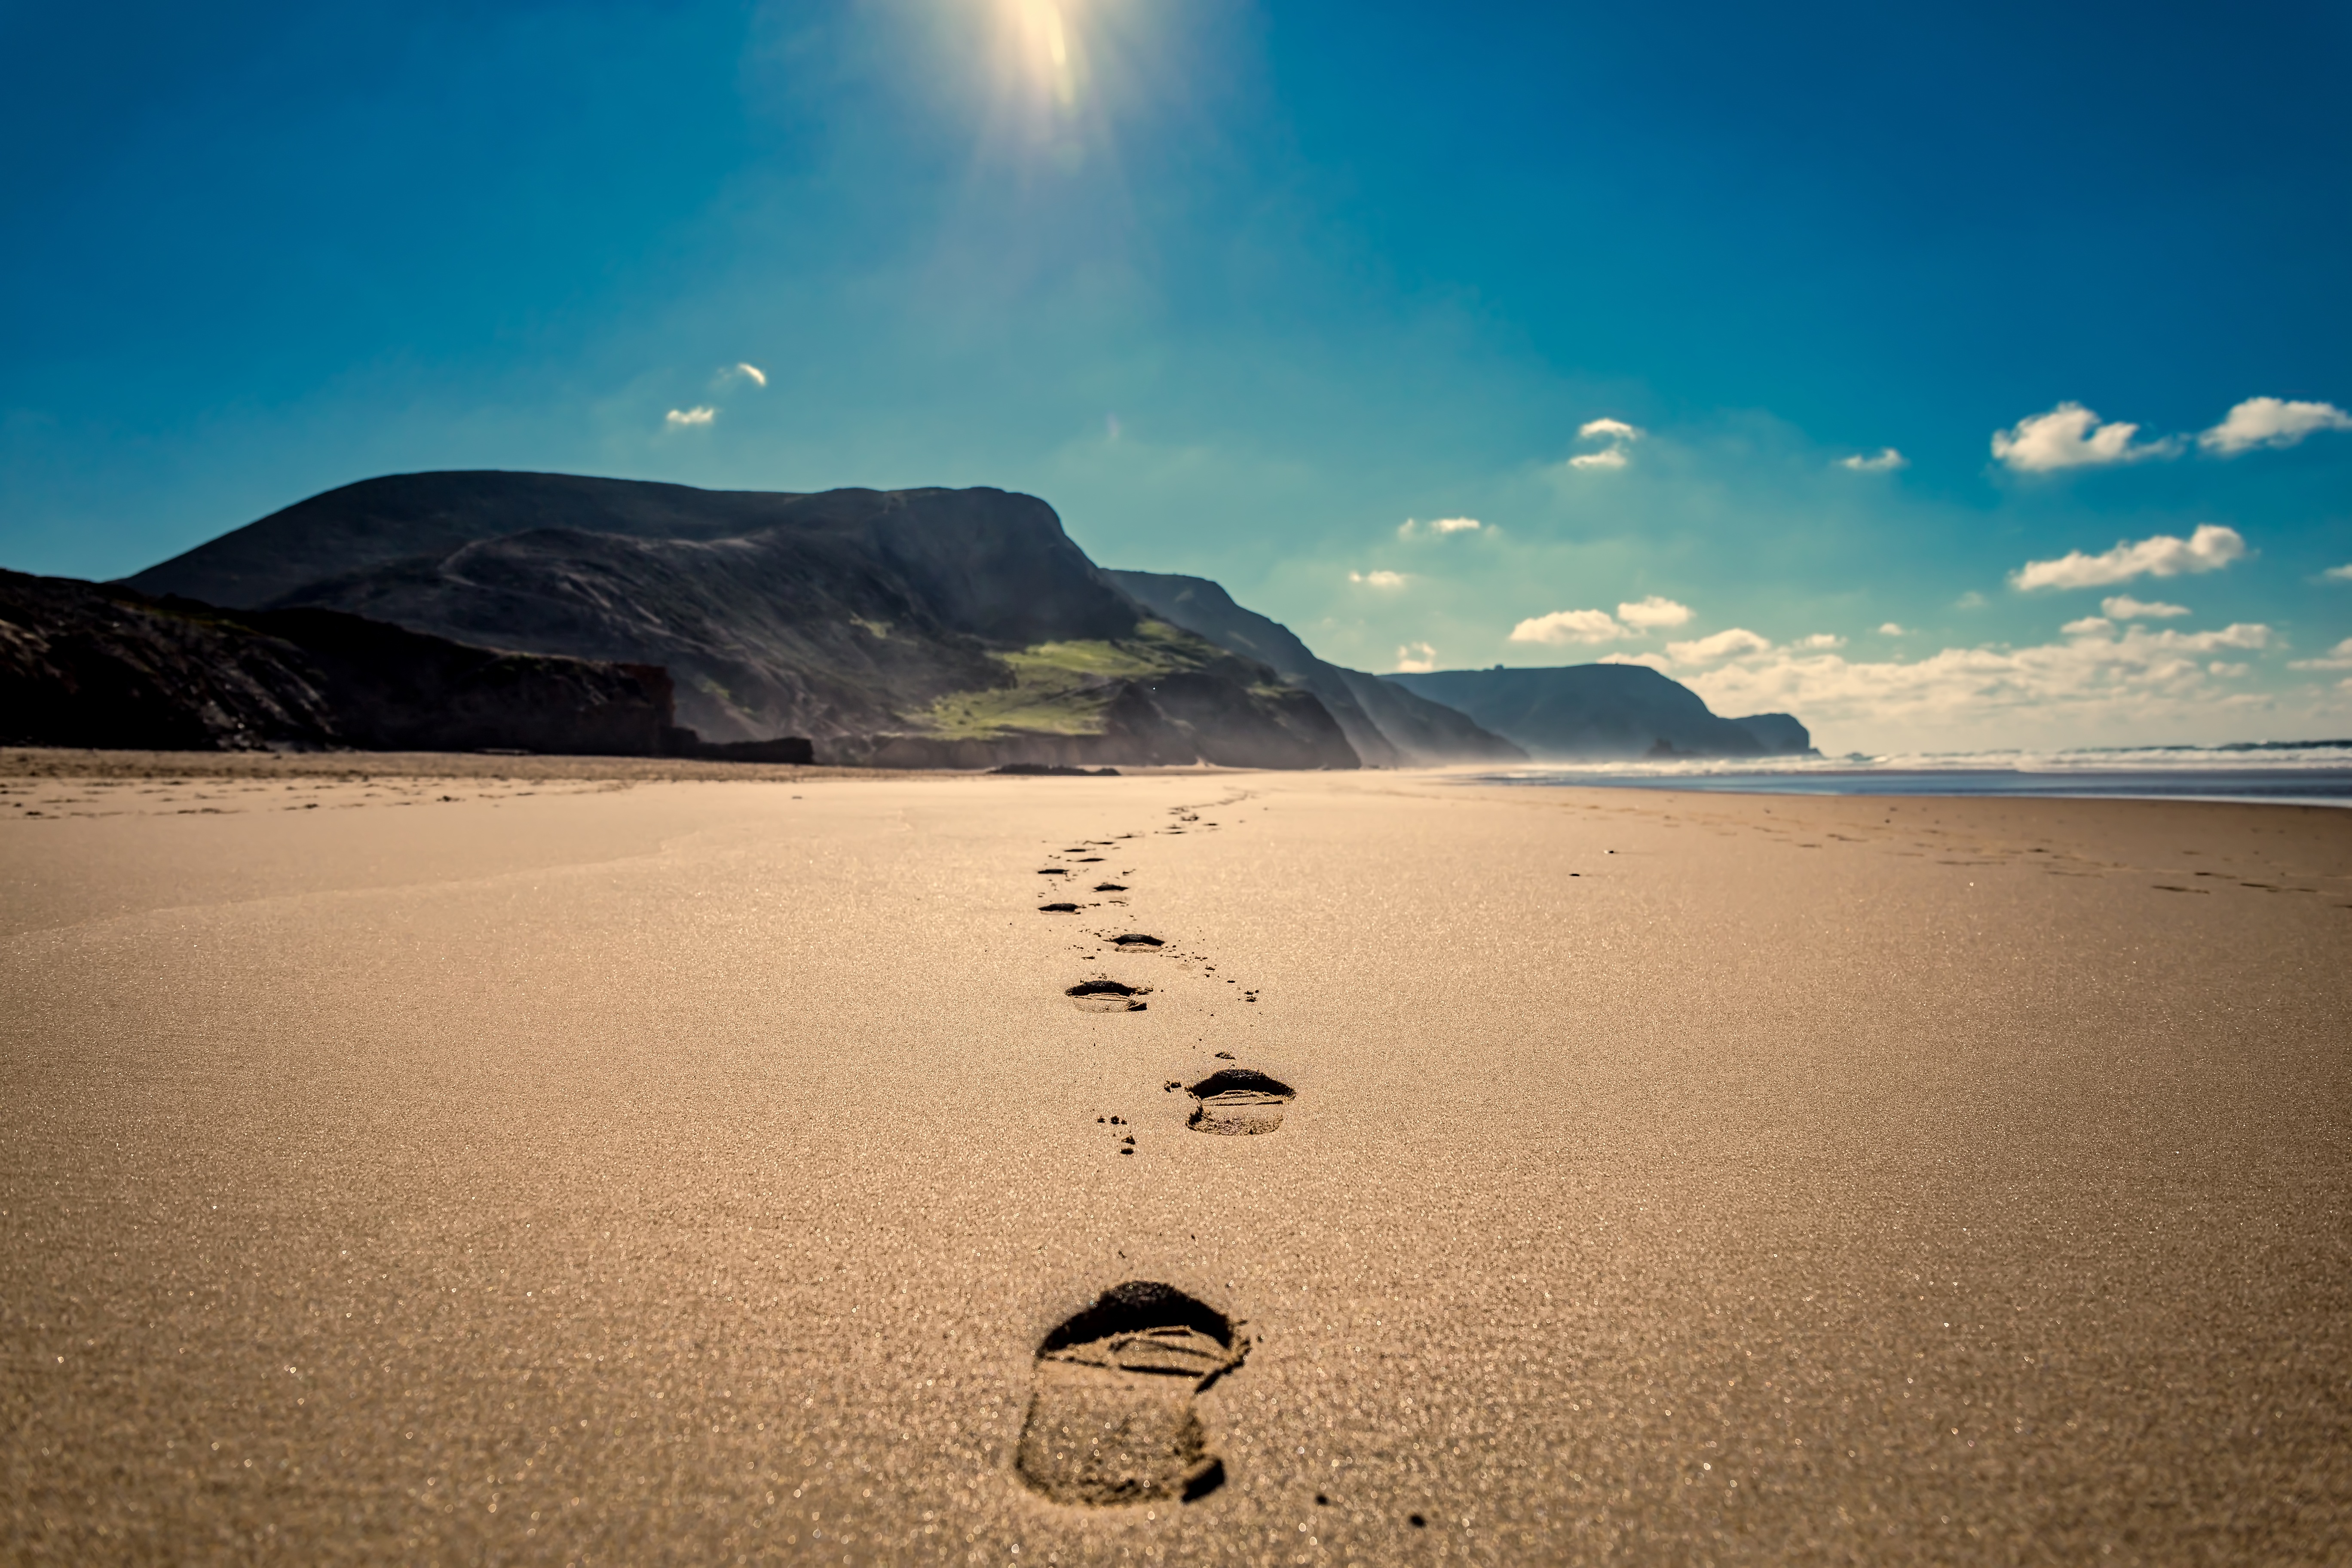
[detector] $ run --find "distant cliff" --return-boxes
[125,473,1359,769]
[0,569,674,754]
[1387,665,1814,759]
[1104,570,1525,766]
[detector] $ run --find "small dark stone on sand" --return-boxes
[1409,1515,1426,1528]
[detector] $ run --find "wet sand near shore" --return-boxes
[4,760,2349,1564]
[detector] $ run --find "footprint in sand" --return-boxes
[1067,980,1149,1012]
[1110,933,1164,948]
[1016,1282,1245,1506]
[1185,1069,1295,1135]
[1095,882,1128,892]
[1039,902,1081,913]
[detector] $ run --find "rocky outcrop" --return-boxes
[1387,664,1815,760]
[0,569,675,754]
[1729,712,1814,754]
[124,473,1359,769]
[1105,570,1524,766]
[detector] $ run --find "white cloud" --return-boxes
[1991,402,2181,472]
[2198,396,2352,456]
[1396,515,1483,538]
[2208,662,2249,678]
[722,362,768,388]
[1349,570,1409,588]
[665,406,717,427]
[1838,448,1907,472]
[1794,633,1845,650]
[2324,564,2352,583]
[2011,524,2247,590]
[1567,417,1643,471]
[1615,595,1693,630]
[2100,595,2190,620]
[2061,616,2113,637]
[1510,608,1625,645]
[1678,622,2277,740]
[1666,627,1772,664]
[1877,622,1906,635]
[1394,641,1439,674]
[2288,638,2352,672]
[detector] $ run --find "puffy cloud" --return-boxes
[1510,608,1624,645]
[2061,616,2113,637]
[665,406,717,427]
[1678,622,2277,737]
[2324,564,2352,583]
[722,362,768,388]
[1396,516,1482,538]
[1615,595,1693,630]
[2198,396,2352,456]
[1838,448,1907,472]
[2208,662,2249,678]
[1794,633,1844,650]
[1666,627,1772,664]
[1394,641,1439,674]
[1991,402,2180,472]
[2011,523,2246,591]
[2100,595,2190,620]
[1568,417,1642,470]
[2288,638,2352,672]
[1877,622,1906,635]
[1349,570,1409,588]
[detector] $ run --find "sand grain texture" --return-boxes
[4,764,2349,1564]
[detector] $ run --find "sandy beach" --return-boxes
[4,753,2349,1565]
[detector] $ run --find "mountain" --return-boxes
[125,473,1357,769]
[1,568,674,754]
[1103,570,1525,766]
[1387,665,1815,759]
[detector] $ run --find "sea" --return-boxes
[1459,741,2352,808]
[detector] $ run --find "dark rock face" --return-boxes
[129,476,1133,744]
[1730,712,1814,754]
[1387,664,1812,759]
[122,472,1357,769]
[1106,570,1525,766]
[0,570,676,754]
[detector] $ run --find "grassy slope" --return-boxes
[909,620,1274,739]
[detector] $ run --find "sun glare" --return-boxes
[1008,0,1082,115]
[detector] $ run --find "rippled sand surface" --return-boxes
[5,753,2349,1563]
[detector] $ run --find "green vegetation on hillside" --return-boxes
[912,619,1245,738]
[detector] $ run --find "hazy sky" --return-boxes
[5,0,2349,750]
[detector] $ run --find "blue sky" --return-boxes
[4,0,2349,750]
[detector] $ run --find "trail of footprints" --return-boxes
[1015,797,1300,1511]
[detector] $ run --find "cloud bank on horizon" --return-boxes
[1,0,2346,752]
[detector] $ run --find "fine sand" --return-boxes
[4,753,2349,1564]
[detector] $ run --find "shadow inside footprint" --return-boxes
[1016,1282,1244,1506]
[1186,1069,1295,1136]
[1067,980,1149,1012]
[1039,902,1081,913]
[1095,882,1128,892]
[1111,934,1164,947]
